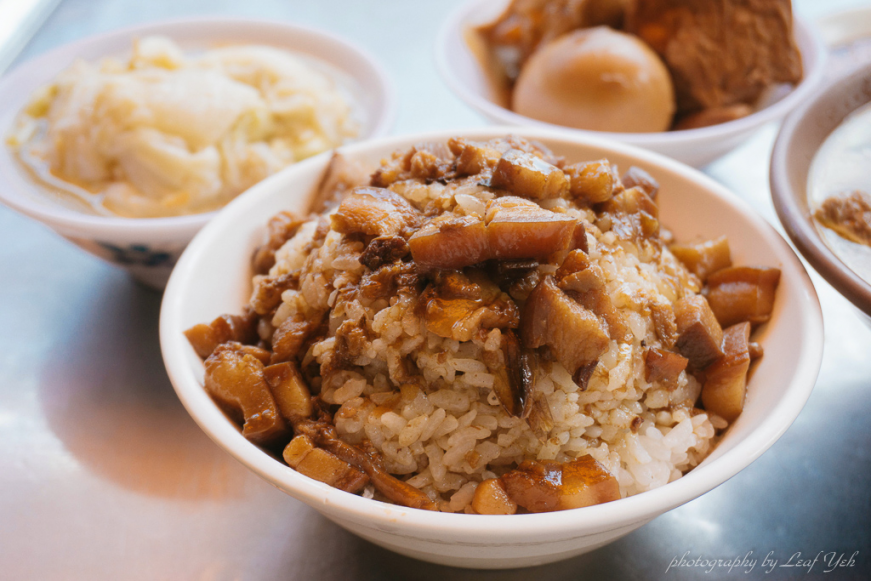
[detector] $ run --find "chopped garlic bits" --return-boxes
[8,36,360,218]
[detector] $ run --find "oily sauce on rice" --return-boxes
[184,135,780,514]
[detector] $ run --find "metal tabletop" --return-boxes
[1,1,869,579]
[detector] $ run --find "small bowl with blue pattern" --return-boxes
[0,18,395,289]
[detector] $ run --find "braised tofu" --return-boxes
[564,160,618,204]
[485,196,577,260]
[264,361,313,422]
[705,266,781,327]
[331,187,421,237]
[674,295,724,369]
[702,322,752,422]
[408,215,489,270]
[472,478,518,515]
[521,276,609,374]
[670,236,732,282]
[626,0,802,113]
[490,149,569,199]
[204,344,289,446]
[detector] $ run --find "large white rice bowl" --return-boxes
[160,128,822,569]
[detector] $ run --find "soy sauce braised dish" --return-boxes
[184,135,780,514]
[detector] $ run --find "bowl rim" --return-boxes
[771,61,871,317]
[434,0,826,146]
[161,126,823,539]
[0,15,396,240]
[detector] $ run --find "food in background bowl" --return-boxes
[183,135,780,514]
[513,27,675,132]
[808,102,871,282]
[475,0,803,133]
[6,36,360,218]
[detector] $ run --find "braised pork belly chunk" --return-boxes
[185,135,780,514]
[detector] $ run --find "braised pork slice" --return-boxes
[331,187,421,237]
[472,478,518,515]
[271,311,325,363]
[670,236,732,282]
[701,321,751,421]
[485,196,577,259]
[185,311,258,359]
[449,137,502,177]
[408,215,490,270]
[621,166,660,200]
[252,211,306,275]
[625,0,802,114]
[644,347,688,387]
[674,295,724,369]
[359,235,410,270]
[599,186,660,242]
[490,150,569,200]
[408,197,582,270]
[250,272,299,316]
[309,152,369,215]
[563,160,619,205]
[521,276,609,375]
[264,361,313,422]
[705,266,780,327]
[499,455,620,513]
[283,435,369,493]
[297,420,438,511]
[359,261,420,300]
[422,271,520,342]
[204,343,289,446]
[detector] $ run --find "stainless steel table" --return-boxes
[2,1,869,579]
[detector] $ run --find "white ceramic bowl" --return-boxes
[435,0,826,168]
[771,61,871,324]
[160,128,823,569]
[0,17,395,289]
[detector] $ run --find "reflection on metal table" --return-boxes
[1,0,869,579]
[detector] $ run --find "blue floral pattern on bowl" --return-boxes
[96,242,176,267]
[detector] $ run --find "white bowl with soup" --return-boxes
[771,61,871,322]
[0,18,395,289]
[435,0,826,168]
